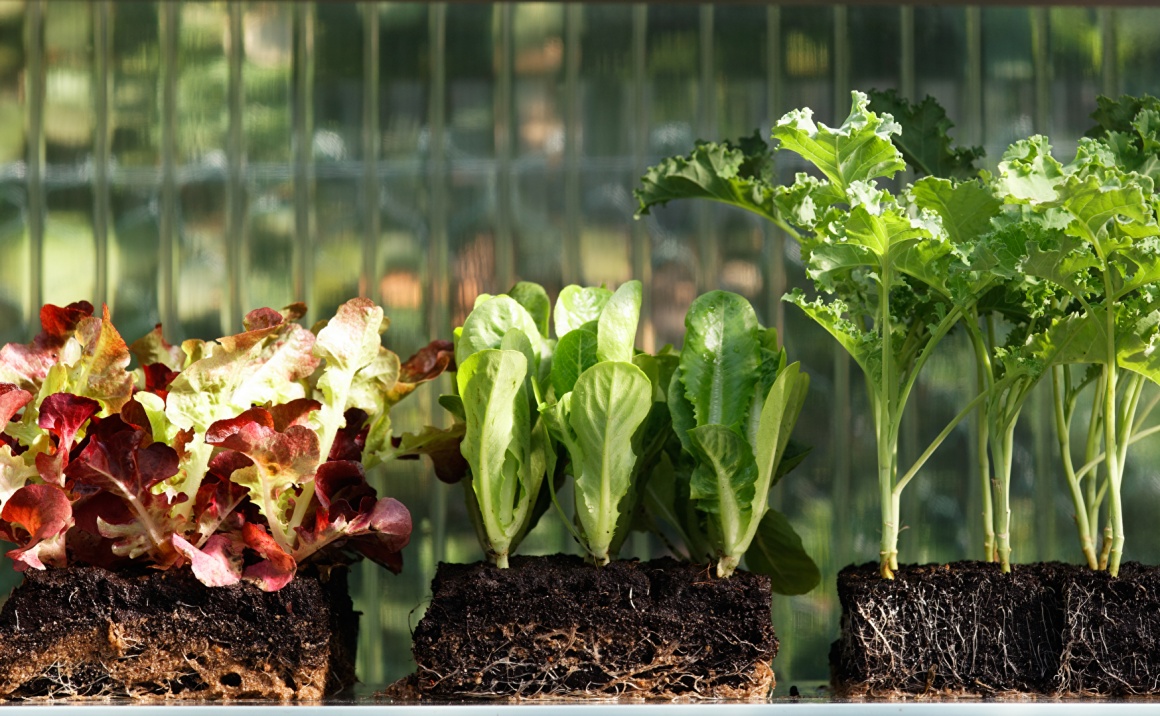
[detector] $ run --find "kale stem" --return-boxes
[893,389,991,494]
[1054,365,1098,569]
[1132,385,1160,433]
[966,314,995,562]
[1101,284,1124,576]
[1084,374,1105,547]
[993,419,1016,572]
[878,262,896,579]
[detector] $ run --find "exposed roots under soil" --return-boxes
[1056,563,1160,696]
[0,565,358,700]
[833,561,1160,697]
[831,562,1066,696]
[405,556,777,701]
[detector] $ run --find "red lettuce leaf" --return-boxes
[173,533,242,587]
[129,324,185,372]
[35,392,101,486]
[393,423,469,484]
[195,451,250,540]
[329,409,368,462]
[242,522,296,591]
[397,339,456,386]
[0,483,72,570]
[142,363,180,397]
[314,459,377,517]
[40,302,96,346]
[0,383,32,426]
[119,397,151,434]
[205,407,320,550]
[0,302,94,391]
[294,460,411,572]
[269,398,321,432]
[66,416,181,560]
[67,306,136,415]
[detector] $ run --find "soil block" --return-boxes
[406,555,777,700]
[0,565,358,700]
[831,561,1067,696]
[1057,562,1160,696]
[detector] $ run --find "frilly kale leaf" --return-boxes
[868,88,984,180]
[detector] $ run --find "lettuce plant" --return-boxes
[402,281,655,568]
[662,291,815,583]
[0,299,446,590]
[446,283,556,567]
[539,281,653,565]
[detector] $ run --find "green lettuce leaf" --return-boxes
[744,509,821,595]
[679,290,761,431]
[596,280,642,363]
[554,285,612,338]
[457,348,534,565]
[550,328,598,398]
[548,361,651,564]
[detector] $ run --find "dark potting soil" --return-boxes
[403,555,777,700]
[0,564,358,700]
[831,561,1069,697]
[1057,562,1160,696]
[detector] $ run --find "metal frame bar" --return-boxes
[159,1,179,336]
[696,3,716,293]
[631,4,651,351]
[630,4,651,351]
[92,1,111,310]
[227,2,246,332]
[965,6,983,146]
[25,0,45,328]
[830,3,853,561]
[426,2,450,568]
[900,6,915,99]
[563,4,582,287]
[362,2,381,302]
[765,5,785,337]
[494,3,514,293]
[1031,6,1051,134]
[294,2,316,322]
[1100,7,1119,97]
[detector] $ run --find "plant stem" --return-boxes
[992,417,1017,572]
[1101,286,1124,576]
[893,390,991,494]
[878,263,896,579]
[1132,385,1160,433]
[1084,375,1105,548]
[966,317,995,562]
[1053,365,1099,569]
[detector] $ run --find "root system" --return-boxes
[405,556,777,701]
[0,565,358,700]
[831,561,1066,697]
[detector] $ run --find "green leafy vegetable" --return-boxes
[666,290,814,581]
[458,349,536,568]
[1001,128,1160,576]
[543,361,651,564]
[540,281,660,564]
[867,88,984,180]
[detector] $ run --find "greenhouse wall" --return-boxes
[1,0,1159,687]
